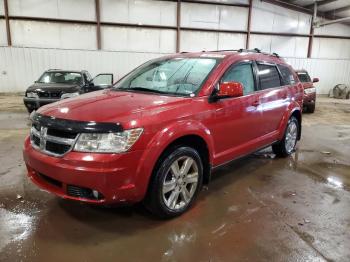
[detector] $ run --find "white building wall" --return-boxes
[0,20,6,46]
[0,0,350,93]
[8,0,96,21]
[180,3,248,30]
[0,47,162,92]
[251,0,311,35]
[314,22,350,37]
[10,20,97,50]
[101,26,176,53]
[0,0,4,15]
[100,0,177,26]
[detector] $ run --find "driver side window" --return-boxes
[221,63,255,95]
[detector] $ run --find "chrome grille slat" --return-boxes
[46,134,75,145]
[30,125,78,157]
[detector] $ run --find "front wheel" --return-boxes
[26,107,34,114]
[144,146,203,218]
[272,116,299,157]
[307,103,315,113]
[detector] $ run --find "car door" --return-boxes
[209,61,266,163]
[83,73,114,92]
[256,62,289,135]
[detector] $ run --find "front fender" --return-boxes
[147,120,215,163]
[132,120,215,201]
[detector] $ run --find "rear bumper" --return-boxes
[23,97,60,110]
[23,136,152,204]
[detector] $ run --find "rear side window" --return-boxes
[257,64,281,90]
[297,72,311,83]
[278,65,296,85]
[221,63,255,95]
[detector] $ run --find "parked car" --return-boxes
[23,49,304,218]
[23,69,113,113]
[296,69,319,113]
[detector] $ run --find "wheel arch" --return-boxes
[290,108,302,140]
[152,134,212,185]
[278,104,302,141]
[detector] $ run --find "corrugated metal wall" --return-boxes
[2,46,349,94]
[0,0,350,93]
[286,58,350,94]
[0,47,162,92]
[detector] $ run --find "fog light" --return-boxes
[92,190,99,199]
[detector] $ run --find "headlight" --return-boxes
[74,128,143,153]
[304,87,316,94]
[27,92,38,98]
[61,92,80,99]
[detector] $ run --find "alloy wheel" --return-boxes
[162,156,199,211]
[285,121,298,153]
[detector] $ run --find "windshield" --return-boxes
[38,72,83,85]
[113,57,221,96]
[297,72,311,83]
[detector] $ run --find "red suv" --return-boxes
[23,49,303,218]
[296,69,319,113]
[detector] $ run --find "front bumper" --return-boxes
[23,97,60,110]
[23,136,149,204]
[303,92,316,106]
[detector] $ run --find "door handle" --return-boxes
[252,100,260,107]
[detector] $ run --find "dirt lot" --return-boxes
[0,95,349,261]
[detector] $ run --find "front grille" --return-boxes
[47,128,77,139]
[30,124,78,157]
[32,134,40,147]
[45,141,71,155]
[67,185,104,200]
[37,91,61,99]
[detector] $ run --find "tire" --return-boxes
[272,116,299,158]
[26,107,34,114]
[307,103,315,113]
[144,146,203,219]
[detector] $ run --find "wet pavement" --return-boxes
[0,97,349,261]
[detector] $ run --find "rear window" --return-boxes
[278,65,296,85]
[257,64,281,90]
[297,72,311,83]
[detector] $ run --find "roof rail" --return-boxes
[238,48,280,58]
[202,48,280,58]
[237,48,261,53]
[202,49,240,53]
[47,69,62,71]
[183,48,281,58]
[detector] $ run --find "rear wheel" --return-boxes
[272,116,299,157]
[144,146,203,218]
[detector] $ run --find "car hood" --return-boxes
[37,90,192,123]
[301,82,313,89]
[27,83,80,92]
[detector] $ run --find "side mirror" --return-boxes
[312,78,319,83]
[217,82,243,98]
